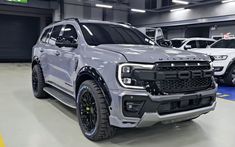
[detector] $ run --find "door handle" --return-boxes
[55,51,61,56]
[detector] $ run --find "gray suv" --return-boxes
[32,18,217,141]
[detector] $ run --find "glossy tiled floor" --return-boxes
[218,86,235,101]
[0,63,235,147]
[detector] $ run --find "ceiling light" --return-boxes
[95,4,113,9]
[131,8,146,13]
[172,0,189,5]
[222,0,235,3]
[170,8,186,12]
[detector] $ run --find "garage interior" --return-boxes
[0,0,235,146]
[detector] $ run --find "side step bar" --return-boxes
[44,87,76,109]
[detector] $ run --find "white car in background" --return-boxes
[171,38,215,50]
[191,38,235,86]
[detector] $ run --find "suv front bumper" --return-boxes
[212,60,230,76]
[109,87,217,128]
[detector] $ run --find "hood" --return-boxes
[96,44,210,63]
[191,48,235,56]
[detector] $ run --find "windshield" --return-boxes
[211,39,235,48]
[171,39,185,48]
[80,23,155,46]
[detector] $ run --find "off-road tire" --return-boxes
[77,80,116,141]
[224,64,235,86]
[32,64,48,98]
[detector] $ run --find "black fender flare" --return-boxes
[75,66,112,106]
[32,56,40,69]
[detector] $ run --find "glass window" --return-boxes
[40,28,52,43]
[211,39,235,49]
[207,41,215,46]
[48,25,63,46]
[198,40,208,48]
[186,41,197,49]
[171,39,185,48]
[62,24,78,43]
[80,23,155,46]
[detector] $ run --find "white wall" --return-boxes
[167,28,186,39]
[113,10,128,22]
[64,3,84,19]
[53,5,61,21]
[129,0,145,9]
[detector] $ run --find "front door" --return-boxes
[56,24,79,93]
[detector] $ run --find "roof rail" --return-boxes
[50,18,80,25]
[63,17,80,23]
[117,22,132,26]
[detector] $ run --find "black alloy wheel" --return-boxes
[79,90,97,134]
[77,80,116,141]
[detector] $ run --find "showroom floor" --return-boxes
[0,63,235,147]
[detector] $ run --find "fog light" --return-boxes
[125,101,144,112]
[122,66,131,73]
[214,67,223,72]
[123,78,132,84]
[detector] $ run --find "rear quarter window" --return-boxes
[48,25,63,46]
[40,28,52,43]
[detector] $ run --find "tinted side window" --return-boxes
[171,40,184,48]
[198,40,208,48]
[48,25,63,46]
[62,25,78,43]
[207,41,214,46]
[40,28,52,43]
[186,41,197,49]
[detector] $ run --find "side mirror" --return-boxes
[56,36,78,48]
[184,45,192,50]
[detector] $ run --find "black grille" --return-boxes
[155,61,211,71]
[145,61,213,94]
[159,78,212,94]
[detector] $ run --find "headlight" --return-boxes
[210,62,214,70]
[213,55,228,61]
[117,63,154,89]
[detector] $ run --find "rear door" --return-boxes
[37,27,53,79]
[45,25,64,85]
